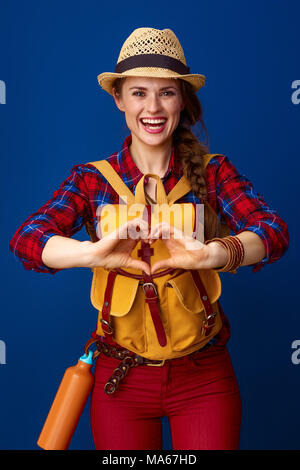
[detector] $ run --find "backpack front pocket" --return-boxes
[91,268,146,353]
[166,269,222,351]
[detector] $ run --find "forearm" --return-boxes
[236,231,266,266]
[41,235,94,269]
[209,231,266,269]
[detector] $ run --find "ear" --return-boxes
[112,87,125,112]
[180,99,186,112]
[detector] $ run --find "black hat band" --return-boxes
[114,54,190,75]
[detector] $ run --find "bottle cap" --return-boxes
[79,350,93,364]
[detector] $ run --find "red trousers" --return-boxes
[90,343,242,450]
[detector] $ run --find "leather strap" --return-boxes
[138,238,167,347]
[100,270,118,344]
[135,173,168,205]
[137,205,167,347]
[190,270,217,336]
[115,267,177,279]
[96,338,217,395]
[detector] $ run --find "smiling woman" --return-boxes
[114,78,183,137]
[112,77,184,176]
[9,27,289,451]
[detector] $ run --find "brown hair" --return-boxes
[112,77,219,240]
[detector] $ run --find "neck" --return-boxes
[129,134,173,177]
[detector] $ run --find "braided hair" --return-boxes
[173,79,219,240]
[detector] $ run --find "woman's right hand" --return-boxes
[85,217,151,274]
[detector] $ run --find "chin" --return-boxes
[135,131,172,147]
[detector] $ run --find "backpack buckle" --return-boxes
[202,312,217,336]
[100,318,114,335]
[142,282,158,298]
[146,359,166,367]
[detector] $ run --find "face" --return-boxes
[112,76,185,148]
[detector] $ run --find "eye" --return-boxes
[161,91,175,96]
[132,91,145,97]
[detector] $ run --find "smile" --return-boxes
[140,117,168,134]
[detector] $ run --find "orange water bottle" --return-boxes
[37,350,94,450]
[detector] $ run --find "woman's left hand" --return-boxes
[149,222,228,274]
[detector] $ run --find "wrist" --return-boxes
[207,241,229,269]
[79,240,98,268]
[204,236,245,272]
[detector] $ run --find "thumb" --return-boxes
[125,258,151,276]
[151,258,173,274]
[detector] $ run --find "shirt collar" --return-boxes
[117,134,182,189]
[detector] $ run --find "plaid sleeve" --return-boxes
[9,164,93,274]
[215,156,289,273]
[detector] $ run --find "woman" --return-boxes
[9,28,289,450]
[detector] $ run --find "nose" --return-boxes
[145,93,162,114]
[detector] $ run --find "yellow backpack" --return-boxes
[85,154,230,360]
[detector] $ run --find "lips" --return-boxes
[140,117,168,134]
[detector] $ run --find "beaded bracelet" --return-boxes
[204,235,245,272]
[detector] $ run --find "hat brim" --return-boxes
[97,68,206,95]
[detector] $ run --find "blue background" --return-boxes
[1,0,299,450]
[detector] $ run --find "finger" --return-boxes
[106,218,144,242]
[151,258,173,274]
[151,222,190,242]
[97,227,124,249]
[150,222,174,240]
[125,258,151,276]
[96,223,140,253]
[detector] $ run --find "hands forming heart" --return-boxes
[87,217,220,275]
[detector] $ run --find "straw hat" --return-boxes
[97,27,206,95]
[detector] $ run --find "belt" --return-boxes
[95,338,217,395]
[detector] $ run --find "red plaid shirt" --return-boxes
[9,134,289,274]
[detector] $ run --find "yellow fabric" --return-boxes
[86,154,229,360]
[89,159,136,204]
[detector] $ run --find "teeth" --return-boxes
[141,118,166,124]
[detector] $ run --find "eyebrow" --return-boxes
[128,86,177,91]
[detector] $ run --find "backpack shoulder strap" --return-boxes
[202,153,223,168]
[88,159,135,204]
[167,175,191,205]
[167,153,222,204]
